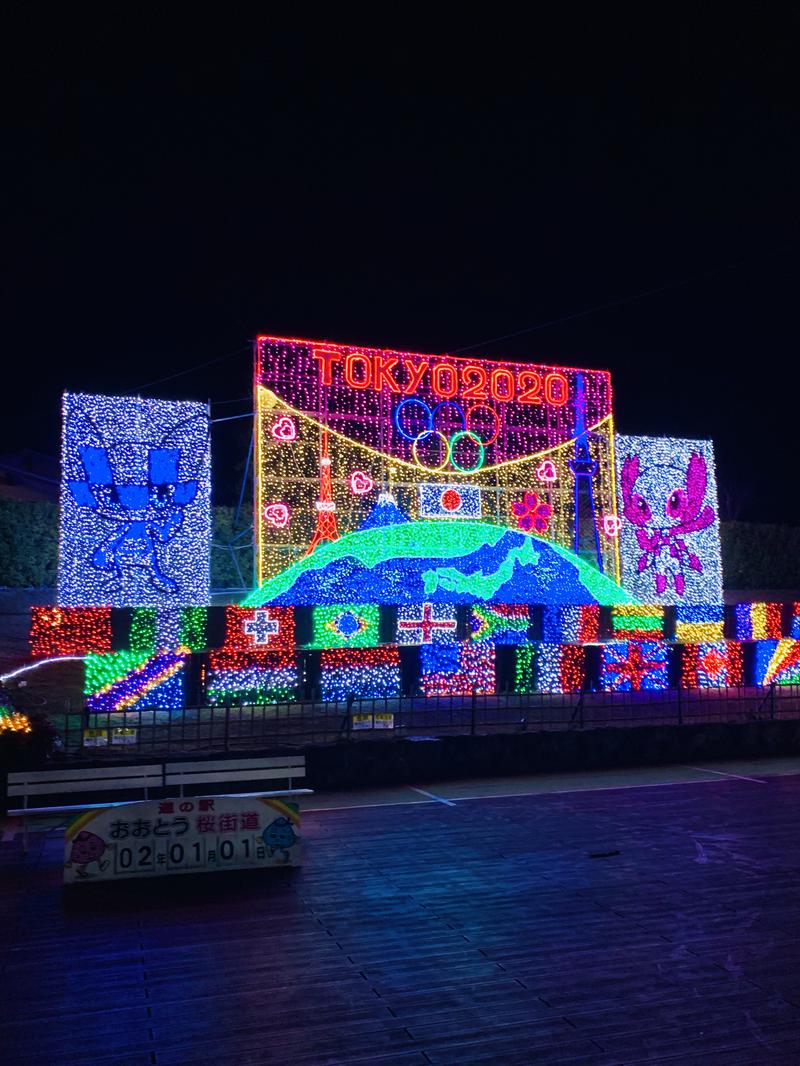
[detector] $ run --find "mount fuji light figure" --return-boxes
[567,374,603,572]
[305,430,340,556]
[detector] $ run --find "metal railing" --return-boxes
[45,682,800,757]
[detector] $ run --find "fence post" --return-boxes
[470,688,477,736]
[224,705,230,751]
[676,684,683,726]
[770,683,775,721]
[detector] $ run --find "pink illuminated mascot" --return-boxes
[620,451,715,597]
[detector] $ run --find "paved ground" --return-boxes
[3,759,800,1064]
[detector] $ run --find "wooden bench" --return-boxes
[164,755,310,798]
[6,764,164,849]
[6,756,312,853]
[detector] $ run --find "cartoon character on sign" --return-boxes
[262,816,296,863]
[65,830,109,878]
[620,451,715,596]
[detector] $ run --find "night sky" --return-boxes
[5,24,799,518]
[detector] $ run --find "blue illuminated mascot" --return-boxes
[262,816,297,863]
[67,444,198,596]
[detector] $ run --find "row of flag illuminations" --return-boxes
[31,602,800,659]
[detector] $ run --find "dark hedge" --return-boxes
[0,499,797,592]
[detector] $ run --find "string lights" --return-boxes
[674,604,725,644]
[84,648,188,712]
[682,642,743,687]
[615,435,723,605]
[206,650,298,704]
[30,606,112,657]
[469,604,529,643]
[733,602,782,641]
[255,337,619,590]
[753,640,800,686]
[542,605,599,643]
[535,644,586,693]
[319,646,401,700]
[311,604,380,648]
[610,605,665,642]
[420,641,495,696]
[58,392,211,607]
[601,641,670,692]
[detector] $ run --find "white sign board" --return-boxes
[64,795,301,883]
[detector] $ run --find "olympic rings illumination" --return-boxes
[465,403,500,446]
[449,430,485,473]
[395,397,495,471]
[412,430,452,471]
[394,397,433,441]
[431,400,466,433]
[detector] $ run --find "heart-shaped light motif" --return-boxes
[271,417,297,442]
[602,514,621,538]
[536,460,557,483]
[264,503,291,528]
[349,470,374,495]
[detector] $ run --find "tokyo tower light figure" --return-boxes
[305,430,340,555]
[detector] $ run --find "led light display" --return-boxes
[681,642,743,687]
[601,641,670,692]
[419,483,481,519]
[469,604,530,644]
[319,646,401,700]
[397,602,458,644]
[84,648,188,712]
[0,707,32,734]
[615,435,722,605]
[535,643,587,693]
[733,602,782,641]
[243,520,631,607]
[310,604,380,649]
[206,650,298,704]
[255,337,620,596]
[222,606,295,653]
[180,606,208,651]
[129,608,157,652]
[30,606,112,657]
[791,604,800,640]
[58,392,211,607]
[610,605,665,642]
[542,605,599,643]
[674,604,725,644]
[753,640,800,686]
[514,645,537,693]
[420,641,495,696]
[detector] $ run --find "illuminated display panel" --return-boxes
[255,337,619,595]
[59,393,211,607]
[615,435,722,605]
